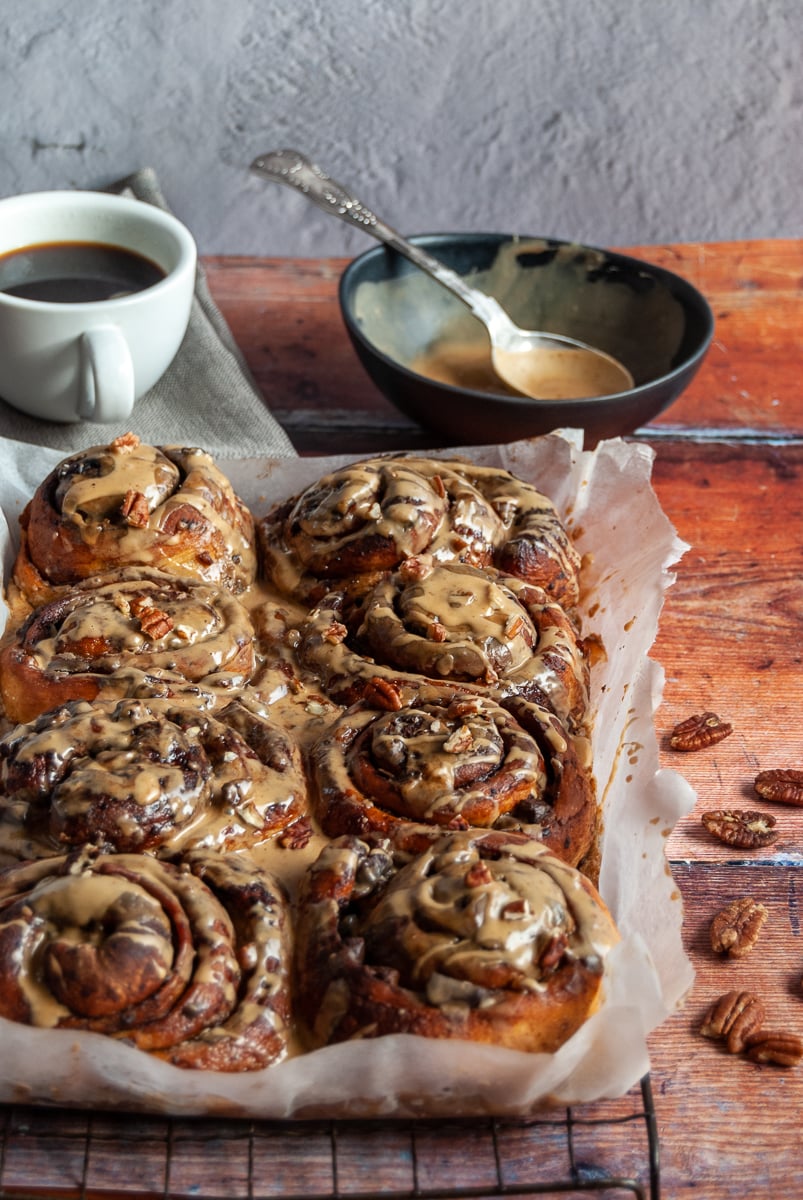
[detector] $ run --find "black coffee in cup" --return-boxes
[0,189,196,423]
[0,241,166,303]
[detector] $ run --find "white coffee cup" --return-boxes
[0,190,197,423]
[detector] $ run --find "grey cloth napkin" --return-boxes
[0,168,297,459]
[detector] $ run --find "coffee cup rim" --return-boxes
[0,189,197,311]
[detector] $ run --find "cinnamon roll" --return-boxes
[259,455,580,606]
[294,829,619,1054]
[12,433,256,605]
[0,568,257,724]
[0,695,308,860]
[309,694,596,866]
[298,559,589,731]
[0,845,291,1070]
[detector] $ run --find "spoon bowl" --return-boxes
[250,150,634,400]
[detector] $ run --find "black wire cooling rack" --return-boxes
[0,1075,659,1200]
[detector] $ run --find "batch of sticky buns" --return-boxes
[0,433,621,1072]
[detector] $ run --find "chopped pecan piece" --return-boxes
[130,596,174,640]
[504,614,525,639]
[120,488,151,528]
[111,590,132,617]
[431,473,447,499]
[363,676,403,712]
[277,817,314,850]
[464,861,493,888]
[540,932,569,972]
[398,555,433,582]
[754,768,803,807]
[700,990,765,1053]
[443,725,474,754]
[428,621,448,643]
[322,621,348,645]
[701,809,778,849]
[446,815,470,831]
[744,1030,803,1068]
[670,711,733,751]
[110,432,140,452]
[710,897,769,958]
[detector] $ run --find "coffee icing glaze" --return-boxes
[56,441,255,581]
[0,847,291,1070]
[295,830,619,1053]
[365,704,533,819]
[299,559,589,731]
[0,695,307,860]
[13,435,257,602]
[361,832,617,1002]
[309,687,595,866]
[260,455,581,607]
[56,444,180,525]
[311,696,547,832]
[0,567,257,724]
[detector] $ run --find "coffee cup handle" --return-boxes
[77,327,135,422]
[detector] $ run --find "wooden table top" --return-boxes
[2,238,802,1200]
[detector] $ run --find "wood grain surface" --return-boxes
[1,239,801,1200]
[203,238,803,452]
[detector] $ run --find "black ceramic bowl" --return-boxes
[338,233,714,445]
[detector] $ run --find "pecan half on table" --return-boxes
[670,711,733,752]
[701,809,778,849]
[754,768,803,806]
[700,990,765,1053]
[710,898,768,958]
[744,1030,803,1068]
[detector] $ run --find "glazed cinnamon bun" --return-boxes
[309,693,596,866]
[0,845,291,1070]
[12,433,256,605]
[0,695,308,860]
[294,829,619,1054]
[298,559,589,731]
[0,567,257,724]
[258,455,580,606]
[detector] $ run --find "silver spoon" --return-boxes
[250,149,634,401]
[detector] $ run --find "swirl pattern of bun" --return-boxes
[259,455,581,606]
[0,846,290,1070]
[0,696,308,860]
[299,558,589,731]
[0,568,257,724]
[13,433,256,605]
[310,694,595,866]
[294,830,619,1054]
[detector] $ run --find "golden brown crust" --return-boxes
[294,830,618,1054]
[0,567,257,724]
[12,435,256,605]
[0,846,291,1071]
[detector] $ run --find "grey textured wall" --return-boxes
[1,1,800,257]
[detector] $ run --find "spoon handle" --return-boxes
[250,149,509,332]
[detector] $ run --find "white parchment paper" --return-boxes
[0,430,695,1117]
